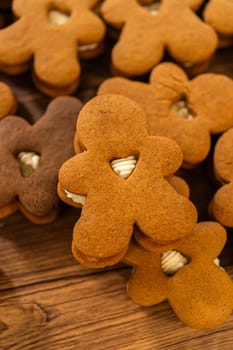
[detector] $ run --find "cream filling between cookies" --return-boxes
[111,156,137,179]
[171,100,193,120]
[63,189,86,206]
[17,151,40,177]
[48,10,99,53]
[143,2,160,16]
[161,249,223,275]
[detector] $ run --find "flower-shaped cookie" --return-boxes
[124,222,233,329]
[98,62,233,167]
[58,94,197,268]
[101,0,217,76]
[204,0,233,47]
[0,96,83,224]
[0,0,106,96]
[210,128,233,227]
[0,82,17,120]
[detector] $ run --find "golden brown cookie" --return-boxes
[98,62,233,168]
[58,94,197,268]
[209,128,233,227]
[124,222,233,329]
[0,0,106,96]
[204,0,233,48]
[101,0,217,76]
[0,96,83,224]
[0,82,17,120]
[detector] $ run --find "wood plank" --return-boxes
[0,208,126,290]
[0,268,233,350]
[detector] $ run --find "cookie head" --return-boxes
[0,96,83,223]
[58,94,197,268]
[77,94,148,156]
[124,222,233,329]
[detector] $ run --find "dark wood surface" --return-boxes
[0,39,233,350]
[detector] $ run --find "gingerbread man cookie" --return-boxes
[209,128,233,227]
[0,0,106,96]
[0,82,17,120]
[204,0,233,48]
[58,94,197,268]
[0,96,83,224]
[101,0,217,76]
[124,222,233,329]
[98,62,233,168]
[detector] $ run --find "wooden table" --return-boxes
[0,40,233,350]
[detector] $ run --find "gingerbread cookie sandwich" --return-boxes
[100,0,217,76]
[58,94,197,268]
[0,96,83,223]
[209,128,233,227]
[98,62,233,168]
[204,0,233,48]
[0,82,17,120]
[124,222,233,329]
[0,0,106,96]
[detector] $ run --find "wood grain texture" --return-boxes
[0,29,232,350]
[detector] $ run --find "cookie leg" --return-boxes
[166,11,217,74]
[112,22,164,76]
[33,37,80,96]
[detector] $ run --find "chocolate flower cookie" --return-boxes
[0,96,83,223]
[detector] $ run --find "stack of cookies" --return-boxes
[0,0,233,330]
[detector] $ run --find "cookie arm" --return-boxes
[101,0,136,29]
[112,20,164,76]
[165,8,217,65]
[0,18,32,73]
[211,183,233,228]
[75,11,106,45]
[33,34,80,90]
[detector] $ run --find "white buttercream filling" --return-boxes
[111,156,137,179]
[182,62,194,68]
[18,152,40,177]
[63,189,86,206]
[171,100,193,120]
[161,250,223,275]
[143,2,160,15]
[49,9,70,25]
[78,43,99,52]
